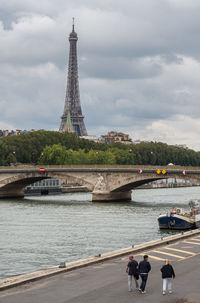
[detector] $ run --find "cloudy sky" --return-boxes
[0,0,200,150]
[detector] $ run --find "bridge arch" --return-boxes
[109,174,200,193]
[111,177,166,192]
[0,172,94,198]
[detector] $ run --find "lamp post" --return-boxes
[12,151,16,166]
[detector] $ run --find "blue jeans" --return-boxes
[140,274,148,291]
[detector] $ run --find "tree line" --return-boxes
[0,130,200,166]
[38,144,135,165]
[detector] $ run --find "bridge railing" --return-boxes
[1,164,200,170]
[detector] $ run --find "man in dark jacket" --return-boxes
[161,259,175,295]
[138,255,151,293]
[126,255,139,292]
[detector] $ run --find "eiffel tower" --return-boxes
[59,19,88,136]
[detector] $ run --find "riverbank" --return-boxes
[138,183,199,189]
[24,184,199,196]
[61,185,90,193]
[0,229,199,291]
[62,184,199,193]
[1,230,200,303]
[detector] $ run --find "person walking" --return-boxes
[160,259,175,295]
[138,255,151,294]
[126,255,139,292]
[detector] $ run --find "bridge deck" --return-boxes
[0,166,200,174]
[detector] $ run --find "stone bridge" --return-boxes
[0,167,200,201]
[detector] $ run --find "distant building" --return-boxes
[174,144,188,149]
[0,129,37,138]
[24,178,62,195]
[101,131,132,144]
[26,178,61,189]
[132,140,144,145]
[15,129,21,135]
[79,131,133,145]
[2,130,9,137]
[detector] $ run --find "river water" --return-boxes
[0,186,199,280]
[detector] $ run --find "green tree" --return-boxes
[38,144,67,165]
[1,130,200,166]
[87,150,98,164]
[103,150,116,164]
[109,148,135,165]
[0,141,8,165]
[6,153,17,165]
[71,149,88,165]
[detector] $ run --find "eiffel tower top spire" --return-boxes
[70,17,76,37]
[59,20,88,136]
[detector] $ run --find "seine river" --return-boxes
[0,186,200,280]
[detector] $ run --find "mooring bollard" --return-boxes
[59,262,66,268]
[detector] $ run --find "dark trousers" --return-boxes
[140,274,148,291]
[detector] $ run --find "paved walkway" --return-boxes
[0,235,200,303]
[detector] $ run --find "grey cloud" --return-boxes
[80,56,162,79]
[160,54,183,65]
[0,0,200,150]
[0,62,65,130]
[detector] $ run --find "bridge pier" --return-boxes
[92,191,132,202]
[0,188,24,199]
